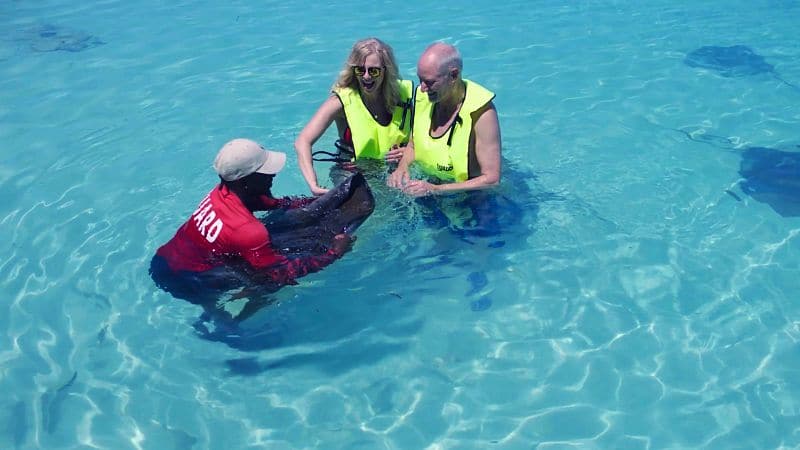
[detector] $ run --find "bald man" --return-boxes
[388,42,501,196]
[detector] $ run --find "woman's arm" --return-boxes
[294,95,345,195]
[386,138,415,189]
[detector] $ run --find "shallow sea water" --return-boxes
[2,0,800,449]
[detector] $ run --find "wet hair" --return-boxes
[333,37,402,112]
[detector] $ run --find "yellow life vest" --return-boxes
[412,80,495,182]
[333,80,413,159]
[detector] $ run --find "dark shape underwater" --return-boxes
[738,147,800,217]
[684,45,797,89]
[17,24,105,53]
[413,159,533,246]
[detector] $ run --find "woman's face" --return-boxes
[354,53,384,94]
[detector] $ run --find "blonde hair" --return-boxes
[333,38,401,111]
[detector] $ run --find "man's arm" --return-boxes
[402,102,501,196]
[238,223,352,286]
[250,245,340,286]
[253,195,316,211]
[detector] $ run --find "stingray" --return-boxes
[263,171,375,258]
[684,45,797,89]
[16,24,105,53]
[738,146,800,217]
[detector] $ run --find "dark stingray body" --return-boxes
[739,147,800,217]
[684,45,797,89]
[263,172,375,258]
[684,45,774,77]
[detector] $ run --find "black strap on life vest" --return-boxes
[397,97,412,130]
[397,81,414,131]
[312,139,355,163]
[446,115,463,146]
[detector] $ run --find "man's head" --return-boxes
[214,138,286,205]
[214,138,286,182]
[417,42,463,103]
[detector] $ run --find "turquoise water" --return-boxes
[2,0,800,448]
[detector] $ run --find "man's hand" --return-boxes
[402,180,436,197]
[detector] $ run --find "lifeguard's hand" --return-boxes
[330,233,355,256]
[387,167,410,189]
[384,144,406,164]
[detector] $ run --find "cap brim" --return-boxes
[256,150,287,175]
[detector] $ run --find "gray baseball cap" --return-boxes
[213,138,287,181]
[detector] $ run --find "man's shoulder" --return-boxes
[469,98,498,129]
[227,219,270,251]
[211,188,251,219]
[207,189,267,243]
[464,79,495,107]
[474,100,498,117]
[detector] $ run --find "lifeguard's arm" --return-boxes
[238,223,349,286]
[386,138,415,188]
[402,102,501,196]
[250,245,340,286]
[294,95,345,195]
[253,195,316,211]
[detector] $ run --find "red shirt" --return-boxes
[156,184,336,285]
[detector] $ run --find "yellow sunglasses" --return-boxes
[352,66,383,78]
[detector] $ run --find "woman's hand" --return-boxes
[387,166,410,189]
[310,185,329,196]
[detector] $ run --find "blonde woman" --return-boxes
[295,38,413,195]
